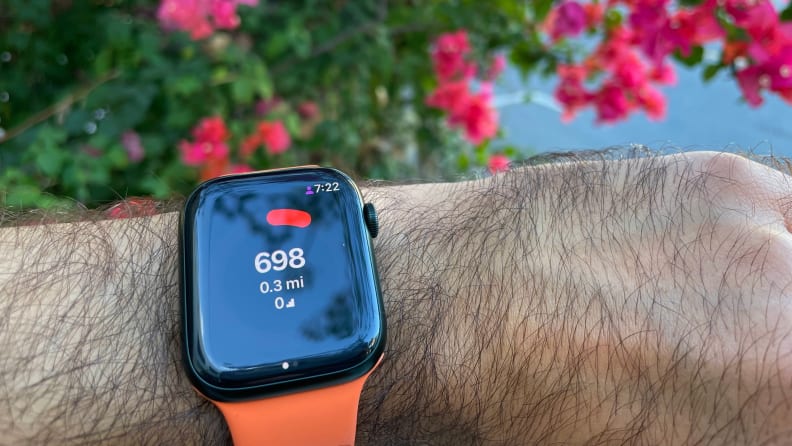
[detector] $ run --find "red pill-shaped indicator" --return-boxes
[266,209,311,228]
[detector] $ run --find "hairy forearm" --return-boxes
[1,151,792,445]
[362,153,792,444]
[0,214,225,444]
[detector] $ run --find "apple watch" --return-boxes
[180,166,386,446]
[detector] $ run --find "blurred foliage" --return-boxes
[0,0,547,208]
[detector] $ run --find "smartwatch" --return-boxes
[180,166,386,446]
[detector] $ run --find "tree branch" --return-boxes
[0,70,121,144]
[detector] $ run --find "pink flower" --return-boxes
[106,198,159,219]
[156,0,258,40]
[593,26,634,69]
[431,30,476,81]
[629,3,677,66]
[240,134,261,158]
[297,101,319,120]
[209,0,240,29]
[594,83,632,123]
[179,140,230,165]
[583,2,604,29]
[257,121,291,154]
[649,63,677,85]
[487,154,510,174]
[671,6,723,50]
[200,152,230,181]
[448,90,499,145]
[549,1,588,40]
[230,163,254,174]
[724,0,778,41]
[426,80,470,111]
[157,0,213,39]
[638,85,667,120]
[192,116,229,143]
[554,64,592,122]
[121,131,145,163]
[612,53,646,89]
[255,97,283,116]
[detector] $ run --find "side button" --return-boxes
[363,203,379,238]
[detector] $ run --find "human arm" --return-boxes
[1,150,791,444]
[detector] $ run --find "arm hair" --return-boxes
[1,147,791,445]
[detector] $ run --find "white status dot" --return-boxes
[281,362,289,370]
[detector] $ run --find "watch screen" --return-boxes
[182,168,384,392]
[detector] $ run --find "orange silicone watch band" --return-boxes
[213,356,382,446]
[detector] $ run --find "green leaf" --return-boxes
[456,153,470,171]
[674,46,704,67]
[702,63,723,82]
[30,126,68,176]
[231,78,255,103]
[532,0,554,22]
[509,40,544,75]
[782,1,792,21]
[105,144,129,169]
[605,9,623,30]
[140,176,172,198]
[170,76,203,96]
[5,184,44,208]
[249,60,273,99]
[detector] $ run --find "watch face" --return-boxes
[181,168,385,401]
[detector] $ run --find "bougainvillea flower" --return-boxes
[257,120,291,154]
[594,83,632,123]
[583,2,604,29]
[629,4,678,65]
[240,134,261,158]
[448,90,499,145]
[736,66,764,106]
[179,140,229,165]
[106,198,159,219]
[649,63,676,85]
[723,0,777,40]
[191,116,229,143]
[613,53,647,89]
[549,1,588,40]
[157,0,214,39]
[157,0,258,40]
[426,80,471,111]
[723,41,749,65]
[297,101,320,120]
[593,25,634,69]
[209,0,241,29]
[671,6,723,51]
[230,163,254,174]
[200,152,230,181]
[427,29,500,145]
[554,64,593,122]
[431,30,475,81]
[637,85,667,120]
[487,154,510,174]
[121,130,145,162]
[255,97,283,116]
